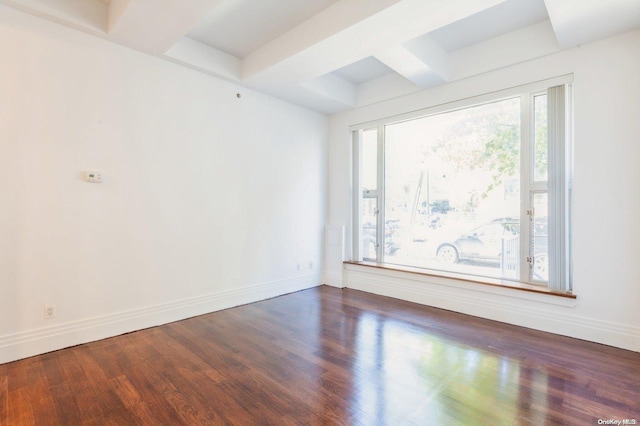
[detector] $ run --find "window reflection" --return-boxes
[350,312,561,424]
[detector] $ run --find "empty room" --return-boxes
[1,0,639,424]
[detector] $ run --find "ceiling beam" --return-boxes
[107,0,224,54]
[374,45,444,88]
[242,0,508,86]
[164,37,241,82]
[403,34,451,82]
[241,0,402,82]
[0,0,107,33]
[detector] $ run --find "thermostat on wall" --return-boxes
[84,171,103,183]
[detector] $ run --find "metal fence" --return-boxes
[501,236,520,279]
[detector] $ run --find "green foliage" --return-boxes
[387,97,548,215]
[533,95,548,180]
[427,100,521,208]
[476,124,519,199]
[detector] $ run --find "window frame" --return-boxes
[351,76,573,291]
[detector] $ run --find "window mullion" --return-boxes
[352,130,363,261]
[520,94,532,282]
[376,125,385,262]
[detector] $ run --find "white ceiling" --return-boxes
[3,0,640,114]
[332,57,395,86]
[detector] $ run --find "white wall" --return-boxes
[327,29,640,352]
[0,7,327,363]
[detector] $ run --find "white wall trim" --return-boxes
[344,265,640,352]
[0,274,321,364]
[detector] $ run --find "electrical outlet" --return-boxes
[44,304,56,319]
[296,264,301,271]
[308,261,313,270]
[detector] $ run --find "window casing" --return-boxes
[352,79,572,291]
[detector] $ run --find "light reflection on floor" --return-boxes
[350,312,553,425]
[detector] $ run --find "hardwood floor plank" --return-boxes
[108,375,143,408]
[0,374,8,424]
[21,359,60,426]
[165,311,369,425]
[115,331,215,425]
[85,338,186,426]
[7,388,35,426]
[73,347,142,425]
[40,351,87,426]
[0,285,638,425]
[162,321,320,424]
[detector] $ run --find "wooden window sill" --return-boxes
[343,261,576,299]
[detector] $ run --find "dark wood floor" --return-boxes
[1,286,638,425]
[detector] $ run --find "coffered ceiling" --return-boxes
[2,0,639,114]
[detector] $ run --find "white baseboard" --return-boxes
[344,264,640,352]
[0,274,321,364]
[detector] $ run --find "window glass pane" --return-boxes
[362,197,378,261]
[362,129,377,191]
[533,94,548,182]
[531,193,548,283]
[383,98,521,280]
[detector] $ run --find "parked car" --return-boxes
[435,217,548,281]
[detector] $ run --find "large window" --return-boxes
[353,81,572,291]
